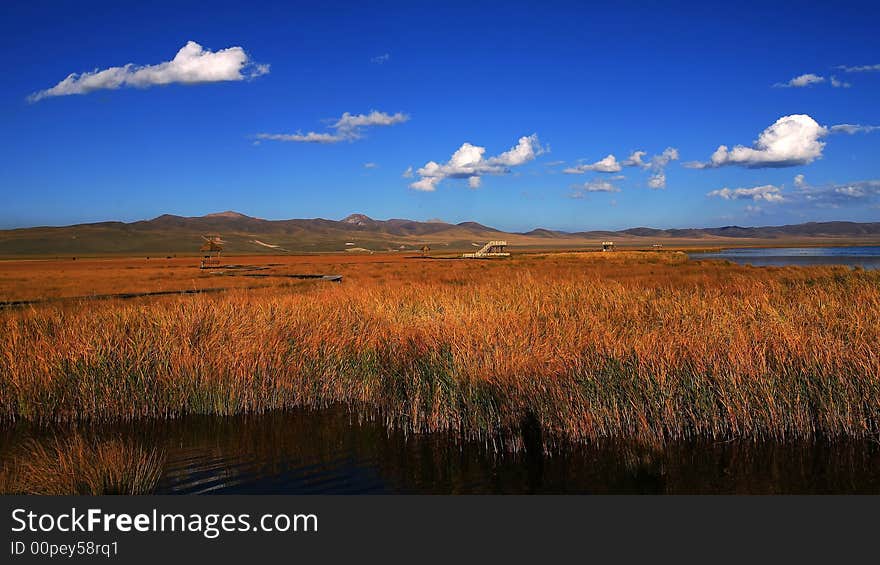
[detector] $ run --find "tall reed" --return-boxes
[0,434,164,495]
[1,253,879,445]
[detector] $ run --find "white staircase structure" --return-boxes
[462,240,510,258]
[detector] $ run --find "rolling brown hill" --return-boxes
[1,212,879,256]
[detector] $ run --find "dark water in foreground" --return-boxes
[689,246,880,270]
[3,407,880,494]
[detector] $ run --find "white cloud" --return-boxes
[837,63,880,73]
[651,147,679,168]
[830,76,851,88]
[828,123,880,135]
[792,176,880,206]
[364,162,377,169]
[686,114,828,169]
[402,166,413,178]
[774,73,825,88]
[256,110,409,144]
[371,53,391,64]
[622,150,648,168]
[563,154,622,174]
[409,134,544,192]
[334,111,408,134]
[570,179,620,198]
[644,147,678,188]
[581,179,620,192]
[647,173,666,189]
[707,185,784,202]
[566,147,677,187]
[255,132,342,143]
[28,41,268,102]
[687,115,879,169]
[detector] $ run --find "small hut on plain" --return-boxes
[199,235,224,268]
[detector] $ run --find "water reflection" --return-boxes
[2,407,879,494]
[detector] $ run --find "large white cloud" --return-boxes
[28,41,268,102]
[686,114,880,169]
[256,110,409,144]
[409,134,544,191]
[707,185,784,202]
[686,114,829,169]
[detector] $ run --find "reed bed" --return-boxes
[0,434,164,494]
[1,252,879,446]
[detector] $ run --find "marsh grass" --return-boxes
[1,252,879,446]
[0,434,165,494]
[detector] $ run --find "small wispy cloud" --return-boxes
[773,73,825,88]
[828,123,880,135]
[402,166,413,178]
[564,148,677,188]
[707,185,784,202]
[645,147,678,189]
[371,53,391,64]
[255,110,409,144]
[570,179,621,198]
[364,162,378,169]
[773,72,853,89]
[621,150,647,168]
[28,41,268,102]
[792,175,880,207]
[563,155,621,174]
[708,175,880,210]
[836,63,880,73]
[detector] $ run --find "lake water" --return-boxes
[689,246,880,270]
[3,407,880,494]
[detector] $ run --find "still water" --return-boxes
[3,407,879,494]
[689,246,880,270]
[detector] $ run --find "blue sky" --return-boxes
[1,0,879,231]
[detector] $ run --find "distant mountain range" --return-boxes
[1,212,879,256]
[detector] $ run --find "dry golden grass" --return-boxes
[1,251,879,445]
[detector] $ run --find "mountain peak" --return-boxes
[204,211,250,219]
[342,213,375,226]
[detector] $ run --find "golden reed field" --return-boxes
[1,251,879,447]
